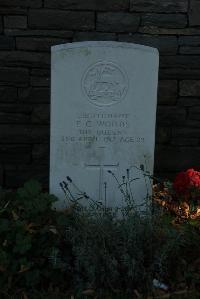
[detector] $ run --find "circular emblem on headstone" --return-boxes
[82,61,128,107]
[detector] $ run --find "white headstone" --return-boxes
[50,41,159,209]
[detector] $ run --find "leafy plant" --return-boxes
[0,180,71,298]
[0,176,199,299]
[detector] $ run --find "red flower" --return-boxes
[173,171,190,194]
[186,168,200,188]
[173,168,200,195]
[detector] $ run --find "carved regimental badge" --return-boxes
[82,61,128,107]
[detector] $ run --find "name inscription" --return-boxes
[61,113,145,145]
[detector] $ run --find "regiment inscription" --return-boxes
[82,61,128,106]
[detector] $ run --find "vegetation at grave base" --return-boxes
[0,168,199,299]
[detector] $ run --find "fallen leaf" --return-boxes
[3,240,7,247]
[22,292,28,299]
[155,294,170,299]
[134,289,142,298]
[49,225,58,234]
[25,223,38,234]
[18,265,30,273]
[0,265,6,272]
[12,210,19,220]
[82,289,95,296]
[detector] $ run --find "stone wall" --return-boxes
[0,0,200,188]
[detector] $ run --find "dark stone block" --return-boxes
[5,29,74,38]
[31,69,50,77]
[130,0,187,12]
[156,106,186,125]
[30,126,50,143]
[180,80,200,96]
[160,55,200,69]
[0,36,15,50]
[0,7,27,15]
[177,97,200,107]
[178,36,200,55]
[44,0,129,10]
[154,171,176,181]
[32,143,49,164]
[118,34,177,55]
[186,119,200,128]
[30,69,50,87]
[189,107,200,121]
[4,16,27,29]
[31,76,50,87]
[31,104,50,124]
[0,124,49,143]
[141,13,187,29]
[139,27,200,36]
[158,80,178,105]
[0,87,18,102]
[97,13,140,33]
[160,68,200,80]
[172,127,200,139]
[0,125,31,143]
[0,51,50,68]
[179,36,200,54]
[189,0,200,26]
[156,127,171,144]
[179,36,200,46]
[0,17,3,34]
[16,37,71,52]
[18,87,50,103]
[5,164,49,189]
[73,31,117,42]
[29,9,95,30]
[171,138,199,146]
[154,146,200,172]
[180,47,200,55]
[0,166,3,186]
[0,67,29,86]
[0,144,31,163]
[0,0,42,8]
[0,104,32,124]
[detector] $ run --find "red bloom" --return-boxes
[173,168,200,195]
[173,171,190,194]
[186,168,200,188]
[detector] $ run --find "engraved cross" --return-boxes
[85,147,119,201]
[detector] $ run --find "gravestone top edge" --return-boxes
[51,41,159,55]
